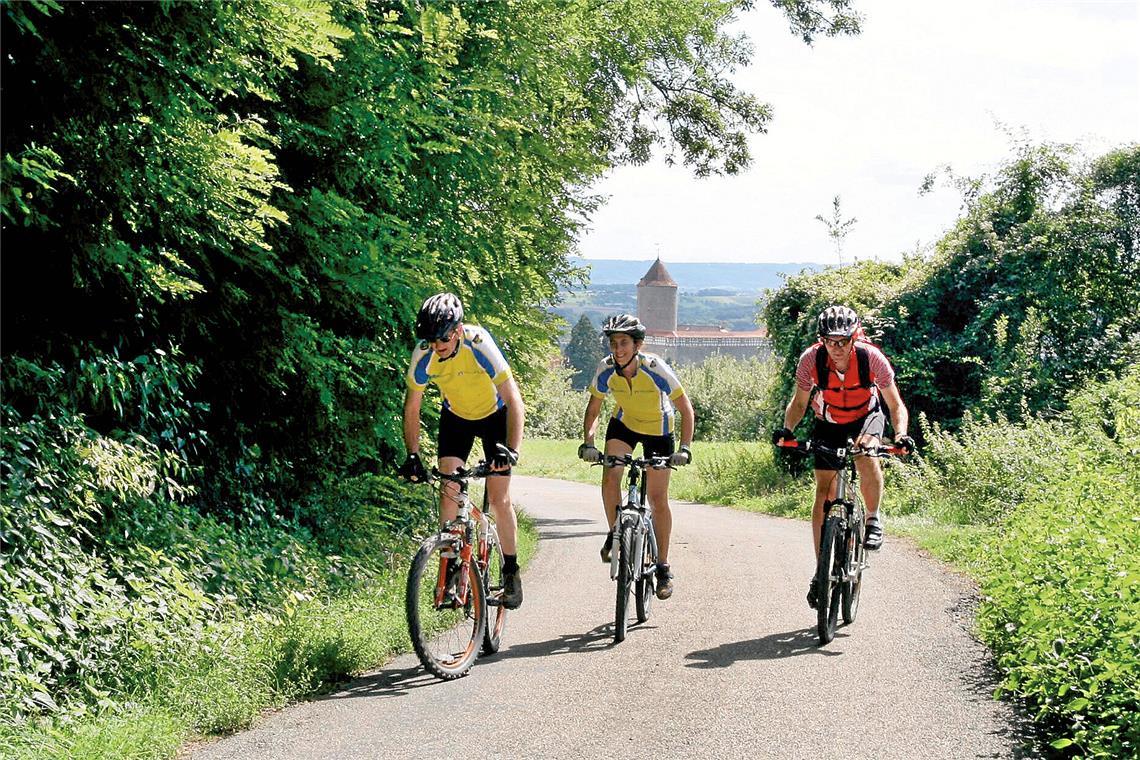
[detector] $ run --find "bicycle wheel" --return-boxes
[481,525,507,655]
[842,508,865,625]
[635,522,656,623]
[614,519,634,643]
[406,534,486,680]
[816,515,843,645]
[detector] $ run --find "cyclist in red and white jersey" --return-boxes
[772,306,914,609]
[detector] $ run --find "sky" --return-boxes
[576,0,1140,265]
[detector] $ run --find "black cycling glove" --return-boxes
[771,427,795,446]
[578,443,602,463]
[491,446,519,470]
[895,435,916,454]
[669,444,692,467]
[398,453,428,482]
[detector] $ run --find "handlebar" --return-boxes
[420,443,514,484]
[776,439,907,459]
[430,463,510,483]
[592,453,674,470]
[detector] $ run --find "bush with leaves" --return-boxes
[764,142,1140,439]
[678,353,781,442]
[975,367,1140,758]
[522,358,602,441]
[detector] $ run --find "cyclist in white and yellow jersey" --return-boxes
[578,314,696,600]
[399,293,525,609]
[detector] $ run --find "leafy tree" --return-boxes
[0,0,869,722]
[522,358,590,439]
[678,354,780,441]
[564,315,605,388]
[814,194,857,266]
[765,141,1140,436]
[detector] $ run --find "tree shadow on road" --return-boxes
[320,665,445,701]
[493,622,625,660]
[685,627,842,668]
[530,515,605,542]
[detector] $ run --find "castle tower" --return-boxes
[637,257,678,332]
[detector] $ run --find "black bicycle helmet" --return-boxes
[601,313,646,341]
[817,305,860,338]
[415,292,464,341]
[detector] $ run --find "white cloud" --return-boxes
[578,0,1140,264]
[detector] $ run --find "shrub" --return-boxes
[523,359,605,441]
[975,368,1140,757]
[677,354,780,442]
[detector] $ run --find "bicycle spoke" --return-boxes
[407,536,486,679]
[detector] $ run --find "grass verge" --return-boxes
[0,512,539,760]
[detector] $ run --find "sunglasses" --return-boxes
[429,327,459,345]
[822,336,852,349]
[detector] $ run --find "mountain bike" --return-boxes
[405,457,508,680]
[596,453,671,643]
[778,438,905,645]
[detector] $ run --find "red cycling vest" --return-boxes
[812,340,879,424]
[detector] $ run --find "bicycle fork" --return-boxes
[436,535,473,608]
[824,500,853,584]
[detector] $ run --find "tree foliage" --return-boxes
[564,314,605,389]
[764,141,1140,438]
[1,0,860,724]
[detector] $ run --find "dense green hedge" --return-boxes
[3,0,866,738]
[974,370,1139,758]
[878,370,1140,758]
[764,142,1140,438]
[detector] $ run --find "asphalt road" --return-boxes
[190,475,1025,760]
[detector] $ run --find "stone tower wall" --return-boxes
[637,284,678,332]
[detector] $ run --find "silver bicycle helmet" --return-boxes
[817,305,860,338]
[415,293,464,341]
[601,313,646,341]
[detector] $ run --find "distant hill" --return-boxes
[568,257,824,292]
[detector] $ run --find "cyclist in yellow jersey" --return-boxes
[578,314,696,599]
[399,293,525,609]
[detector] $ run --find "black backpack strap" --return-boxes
[855,345,873,389]
[814,344,829,390]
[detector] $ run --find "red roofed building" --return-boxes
[636,258,770,364]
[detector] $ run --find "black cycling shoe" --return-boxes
[655,563,674,600]
[600,535,613,564]
[865,517,884,550]
[807,576,819,609]
[502,570,523,610]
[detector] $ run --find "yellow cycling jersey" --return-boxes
[588,352,685,436]
[406,325,513,421]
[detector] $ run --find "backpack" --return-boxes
[814,343,874,395]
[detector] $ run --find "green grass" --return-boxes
[518,438,812,518]
[518,438,987,565]
[2,513,540,760]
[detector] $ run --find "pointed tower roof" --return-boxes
[638,257,677,287]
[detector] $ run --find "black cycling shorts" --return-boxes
[811,407,886,471]
[438,405,508,466]
[605,417,675,460]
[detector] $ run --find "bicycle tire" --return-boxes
[635,522,656,623]
[614,520,634,642]
[406,534,486,680]
[817,515,843,644]
[842,508,865,625]
[481,525,507,655]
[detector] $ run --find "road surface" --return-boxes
[191,475,1025,759]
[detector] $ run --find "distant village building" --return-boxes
[636,258,770,365]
